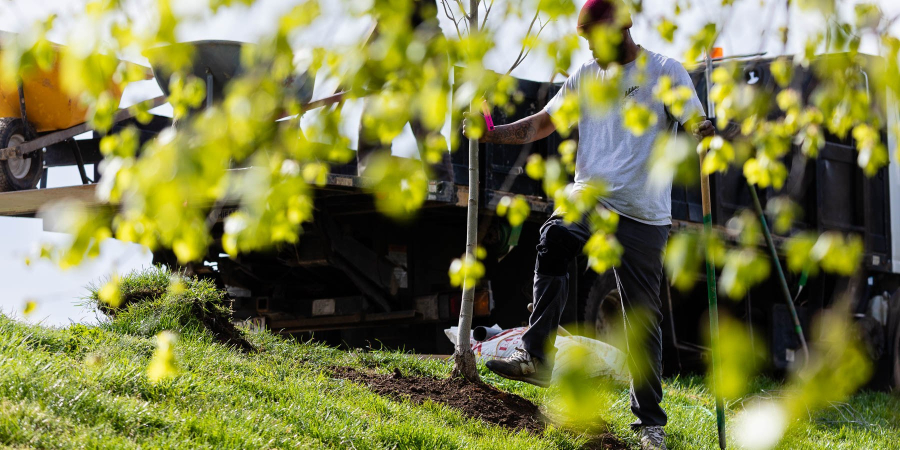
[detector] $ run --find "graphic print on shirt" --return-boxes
[623,85,640,100]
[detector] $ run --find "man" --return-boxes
[464,1,714,449]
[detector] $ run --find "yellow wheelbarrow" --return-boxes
[0,35,165,192]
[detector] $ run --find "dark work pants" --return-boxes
[521,213,670,428]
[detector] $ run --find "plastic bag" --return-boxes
[444,325,630,384]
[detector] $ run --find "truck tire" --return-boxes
[583,270,621,343]
[0,118,42,192]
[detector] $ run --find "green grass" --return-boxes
[0,266,897,449]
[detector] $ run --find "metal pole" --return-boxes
[747,182,809,365]
[702,49,727,450]
[452,0,481,382]
[206,70,214,110]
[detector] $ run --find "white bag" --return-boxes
[553,334,629,385]
[443,325,630,384]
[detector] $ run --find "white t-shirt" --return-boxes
[544,49,705,226]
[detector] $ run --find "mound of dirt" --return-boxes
[333,367,630,448]
[334,367,544,432]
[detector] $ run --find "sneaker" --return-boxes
[639,426,667,450]
[485,348,552,387]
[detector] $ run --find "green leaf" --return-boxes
[765,197,800,234]
[448,254,485,290]
[585,25,624,66]
[853,124,889,176]
[743,156,788,190]
[699,136,735,174]
[525,154,545,179]
[622,102,658,136]
[548,93,580,137]
[147,331,179,383]
[770,57,794,88]
[364,154,428,222]
[682,23,717,66]
[664,231,702,292]
[708,314,766,399]
[583,232,622,274]
[718,248,770,299]
[496,195,531,227]
[656,19,677,43]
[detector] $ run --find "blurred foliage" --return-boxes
[764,196,800,234]
[705,313,766,399]
[147,330,179,383]
[97,274,123,308]
[6,0,897,443]
[665,229,725,292]
[495,194,531,227]
[22,300,37,317]
[732,299,874,450]
[20,0,888,284]
[784,230,864,277]
[547,343,614,432]
[448,246,486,290]
[784,301,873,416]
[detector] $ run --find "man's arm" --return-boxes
[464,110,557,145]
[685,117,715,141]
[667,61,715,141]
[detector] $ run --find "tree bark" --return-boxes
[451,0,481,383]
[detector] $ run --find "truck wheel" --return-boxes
[583,270,621,343]
[0,118,42,192]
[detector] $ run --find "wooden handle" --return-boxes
[698,147,712,217]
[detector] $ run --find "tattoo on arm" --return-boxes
[485,119,536,144]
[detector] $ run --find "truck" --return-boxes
[0,48,897,390]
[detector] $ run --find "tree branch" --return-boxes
[515,19,548,71]
[440,0,464,40]
[504,9,546,76]
[453,0,479,33]
[480,0,494,30]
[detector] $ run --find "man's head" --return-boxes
[577,0,634,64]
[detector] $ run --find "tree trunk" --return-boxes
[451,0,481,383]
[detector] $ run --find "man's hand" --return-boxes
[462,115,489,140]
[692,119,715,141]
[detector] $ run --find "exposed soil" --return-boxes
[580,434,630,449]
[333,366,546,433]
[332,367,628,449]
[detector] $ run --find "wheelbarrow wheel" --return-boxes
[0,118,43,192]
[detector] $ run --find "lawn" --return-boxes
[0,267,896,449]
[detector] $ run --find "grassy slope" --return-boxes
[0,268,897,449]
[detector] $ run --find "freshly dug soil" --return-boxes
[333,367,545,433]
[581,434,630,449]
[333,367,630,448]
